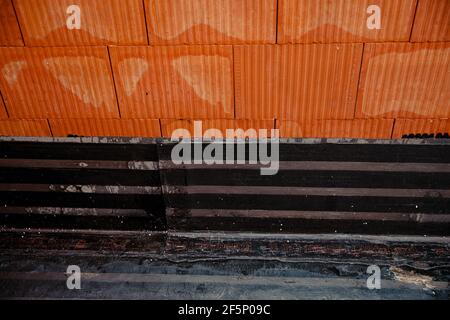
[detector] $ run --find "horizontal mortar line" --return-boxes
[166,208,450,223]
[0,184,161,194]
[1,227,447,244]
[0,136,160,144]
[0,207,149,217]
[0,272,446,290]
[164,186,450,198]
[159,161,450,172]
[2,136,450,145]
[0,159,158,170]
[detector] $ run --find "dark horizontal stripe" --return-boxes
[277,143,450,163]
[165,194,450,214]
[0,192,166,212]
[158,143,450,163]
[0,184,161,194]
[168,216,450,235]
[3,140,450,163]
[0,142,158,161]
[159,161,450,172]
[162,169,450,189]
[0,159,158,170]
[0,168,160,186]
[0,214,164,231]
[167,208,450,223]
[0,207,149,217]
[165,186,450,198]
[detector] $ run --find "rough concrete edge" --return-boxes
[1,136,450,145]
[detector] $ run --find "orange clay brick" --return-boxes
[392,119,450,138]
[356,42,450,119]
[279,119,394,138]
[234,44,363,121]
[146,0,276,45]
[49,118,161,137]
[0,119,51,136]
[0,0,23,46]
[109,45,234,119]
[278,0,417,44]
[14,0,147,46]
[0,46,119,119]
[411,0,450,42]
[160,119,275,138]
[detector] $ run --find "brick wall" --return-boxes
[0,0,449,138]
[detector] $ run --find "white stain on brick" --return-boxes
[1,61,27,86]
[171,55,232,114]
[117,58,149,96]
[150,0,246,40]
[42,56,114,108]
[361,48,450,117]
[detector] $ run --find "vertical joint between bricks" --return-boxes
[106,46,122,118]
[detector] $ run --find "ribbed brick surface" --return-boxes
[0,1,448,139]
[411,0,450,42]
[279,119,394,138]
[0,0,23,46]
[278,0,417,44]
[0,94,7,118]
[109,45,234,119]
[392,119,450,138]
[234,44,363,120]
[0,47,118,119]
[14,0,147,46]
[0,119,50,136]
[356,42,450,119]
[161,119,274,138]
[146,0,277,45]
[49,118,161,137]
